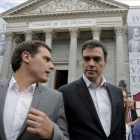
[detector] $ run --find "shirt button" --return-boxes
[11,134,16,138]
[16,114,19,117]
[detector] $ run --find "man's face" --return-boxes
[29,46,54,83]
[82,47,107,83]
[0,34,6,42]
[127,98,132,108]
[133,28,140,38]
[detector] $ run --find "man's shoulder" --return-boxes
[39,84,62,96]
[106,82,121,90]
[58,80,78,91]
[131,108,137,112]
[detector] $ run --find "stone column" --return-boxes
[0,32,14,80]
[8,36,22,79]
[24,30,34,41]
[115,26,125,85]
[42,29,55,87]
[68,28,79,83]
[44,29,54,48]
[91,27,101,41]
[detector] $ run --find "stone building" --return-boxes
[0,0,130,90]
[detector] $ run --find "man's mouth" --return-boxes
[87,70,97,72]
[45,71,50,75]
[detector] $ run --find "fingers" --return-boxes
[26,108,54,139]
[27,127,40,136]
[28,108,44,116]
[27,113,44,123]
[27,119,42,128]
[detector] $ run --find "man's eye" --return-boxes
[94,59,100,61]
[94,58,101,62]
[44,58,50,61]
[83,57,90,61]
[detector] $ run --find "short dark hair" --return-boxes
[81,39,108,61]
[11,40,51,72]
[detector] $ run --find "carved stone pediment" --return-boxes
[1,0,129,22]
[29,0,103,14]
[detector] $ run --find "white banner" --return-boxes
[128,9,140,95]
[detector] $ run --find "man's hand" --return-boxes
[27,108,54,139]
[130,121,136,126]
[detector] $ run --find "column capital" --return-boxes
[44,29,55,39]
[24,30,34,41]
[33,33,40,40]
[114,26,124,36]
[5,32,14,40]
[14,35,23,45]
[91,26,101,36]
[69,28,80,38]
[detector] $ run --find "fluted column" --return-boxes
[42,29,55,87]
[8,36,22,78]
[91,27,101,41]
[115,27,125,85]
[44,29,54,48]
[24,30,34,41]
[68,28,79,83]
[0,32,14,80]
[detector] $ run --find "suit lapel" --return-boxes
[17,84,42,139]
[0,79,10,140]
[75,77,105,135]
[106,83,116,134]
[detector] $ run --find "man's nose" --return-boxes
[89,59,95,66]
[50,62,54,70]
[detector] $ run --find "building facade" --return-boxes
[0,0,130,90]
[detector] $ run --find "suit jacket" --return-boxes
[130,108,138,122]
[0,79,69,140]
[58,77,126,140]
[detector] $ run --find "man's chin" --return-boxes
[40,78,48,83]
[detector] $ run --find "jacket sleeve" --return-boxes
[52,93,69,140]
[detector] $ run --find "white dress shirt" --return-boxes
[3,76,36,140]
[126,123,130,140]
[83,74,111,137]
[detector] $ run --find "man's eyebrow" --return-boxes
[44,56,52,61]
[83,56,102,58]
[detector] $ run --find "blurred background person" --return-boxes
[119,87,132,140]
[133,119,140,140]
[128,97,138,130]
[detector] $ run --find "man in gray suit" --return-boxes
[0,40,69,140]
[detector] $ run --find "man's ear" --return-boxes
[22,51,31,64]
[104,58,108,68]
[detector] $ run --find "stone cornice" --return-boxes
[1,0,128,17]
[2,8,128,21]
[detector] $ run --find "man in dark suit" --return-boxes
[58,39,126,140]
[0,40,69,140]
[128,97,138,127]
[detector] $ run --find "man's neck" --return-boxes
[14,72,35,93]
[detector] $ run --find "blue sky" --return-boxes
[0,0,140,14]
[0,0,28,13]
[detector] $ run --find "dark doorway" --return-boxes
[55,70,68,89]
